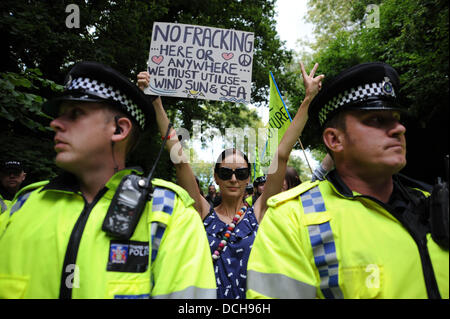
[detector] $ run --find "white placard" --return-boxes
[145,22,254,104]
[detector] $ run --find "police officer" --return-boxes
[0,61,216,299]
[0,161,27,213]
[245,175,266,207]
[247,62,449,299]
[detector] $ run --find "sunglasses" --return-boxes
[215,167,250,181]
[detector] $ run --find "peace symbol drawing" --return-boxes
[238,54,252,67]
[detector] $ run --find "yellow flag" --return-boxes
[264,72,292,161]
[252,145,264,181]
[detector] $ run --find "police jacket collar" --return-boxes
[326,169,353,197]
[326,169,431,200]
[41,167,144,193]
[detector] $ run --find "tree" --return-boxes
[302,0,449,183]
[287,152,312,183]
[1,0,295,183]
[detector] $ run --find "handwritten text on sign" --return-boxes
[145,22,254,104]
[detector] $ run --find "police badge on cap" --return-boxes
[43,61,155,130]
[309,62,404,127]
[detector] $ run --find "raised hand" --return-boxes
[137,71,150,91]
[300,62,325,100]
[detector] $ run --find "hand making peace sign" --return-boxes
[300,62,325,100]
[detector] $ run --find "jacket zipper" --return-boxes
[359,194,441,299]
[59,189,107,299]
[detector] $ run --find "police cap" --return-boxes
[254,175,266,186]
[309,62,403,128]
[43,61,154,130]
[1,161,23,173]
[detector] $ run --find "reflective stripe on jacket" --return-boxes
[0,169,216,299]
[247,179,449,299]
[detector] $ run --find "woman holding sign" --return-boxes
[138,62,325,299]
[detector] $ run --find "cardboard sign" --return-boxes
[145,22,254,104]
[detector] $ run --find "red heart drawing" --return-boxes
[151,55,164,65]
[222,53,234,60]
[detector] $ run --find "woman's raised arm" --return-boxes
[253,62,325,223]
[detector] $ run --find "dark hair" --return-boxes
[322,109,351,157]
[214,148,251,174]
[285,166,301,190]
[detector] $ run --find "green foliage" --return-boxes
[287,152,312,182]
[303,0,449,183]
[0,134,60,186]
[0,69,62,131]
[1,0,295,180]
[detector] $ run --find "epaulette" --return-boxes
[151,178,195,208]
[267,180,320,208]
[9,181,49,216]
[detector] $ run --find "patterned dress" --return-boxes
[203,206,259,299]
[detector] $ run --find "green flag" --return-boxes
[264,71,292,161]
[252,144,264,181]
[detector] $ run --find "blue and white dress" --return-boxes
[203,206,259,299]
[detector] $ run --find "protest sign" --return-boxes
[145,22,254,104]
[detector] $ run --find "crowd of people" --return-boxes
[0,58,447,299]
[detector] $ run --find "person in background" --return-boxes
[311,153,334,182]
[0,161,26,213]
[205,184,221,207]
[244,183,254,201]
[282,166,301,191]
[245,175,266,207]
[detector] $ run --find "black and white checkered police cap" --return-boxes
[309,62,404,128]
[43,61,154,130]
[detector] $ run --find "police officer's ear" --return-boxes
[323,127,345,155]
[111,116,133,144]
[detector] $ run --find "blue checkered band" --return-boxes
[301,186,343,299]
[319,77,396,125]
[300,186,326,214]
[0,198,7,214]
[67,77,146,129]
[150,187,175,264]
[151,187,175,215]
[9,191,32,217]
[151,222,166,263]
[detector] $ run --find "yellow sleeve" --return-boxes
[150,194,216,298]
[246,198,318,299]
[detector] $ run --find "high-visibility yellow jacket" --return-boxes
[0,197,8,214]
[247,173,449,299]
[0,169,216,299]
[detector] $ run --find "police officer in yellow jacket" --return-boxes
[0,160,27,213]
[0,61,216,299]
[247,62,449,299]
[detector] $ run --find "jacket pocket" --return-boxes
[0,274,29,298]
[106,279,150,299]
[341,265,384,299]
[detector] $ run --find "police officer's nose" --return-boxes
[389,120,406,138]
[50,117,65,132]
